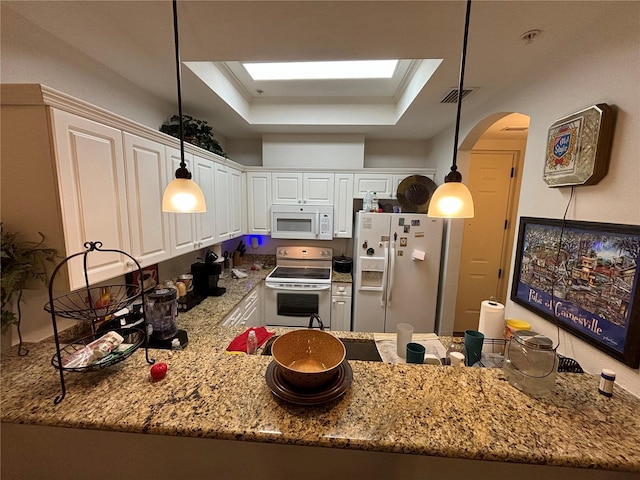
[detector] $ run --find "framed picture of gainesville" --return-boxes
[511,217,640,367]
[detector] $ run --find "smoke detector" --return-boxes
[521,29,541,44]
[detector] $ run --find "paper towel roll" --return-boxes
[478,300,505,351]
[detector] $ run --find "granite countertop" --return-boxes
[331,271,352,283]
[2,266,639,474]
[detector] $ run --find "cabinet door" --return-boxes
[331,284,352,332]
[353,174,393,198]
[303,173,334,204]
[123,133,171,267]
[247,172,272,235]
[334,174,354,238]
[241,287,261,327]
[272,172,303,204]
[391,174,411,199]
[229,167,243,238]
[166,147,197,255]
[214,162,231,242]
[51,109,131,290]
[193,156,216,248]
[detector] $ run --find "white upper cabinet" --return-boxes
[246,171,272,235]
[229,167,243,238]
[166,147,198,256]
[334,174,354,238]
[304,172,334,204]
[272,172,334,205]
[51,109,132,290]
[214,162,231,242]
[214,162,243,242]
[123,133,172,267]
[271,172,302,204]
[353,173,394,198]
[193,155,217,248]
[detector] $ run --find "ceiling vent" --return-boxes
[440,88,476,104]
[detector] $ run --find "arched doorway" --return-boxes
[453,113,529,334]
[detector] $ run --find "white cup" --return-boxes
[396,323,413,358]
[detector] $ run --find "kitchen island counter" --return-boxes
[2,278,639,479]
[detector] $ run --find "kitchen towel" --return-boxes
[226,327,274,353]
[374,333,447,364]
[478,300,505,352]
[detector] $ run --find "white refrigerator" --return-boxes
[352,212,443,333]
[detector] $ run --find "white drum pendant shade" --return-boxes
[162,178,207,213]
[427,181,474,218]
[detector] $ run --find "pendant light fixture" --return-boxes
[428,0,475,218]
[162,0,207,213]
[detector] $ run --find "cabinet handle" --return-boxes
[126,261,135,268]
[298,199,302,204]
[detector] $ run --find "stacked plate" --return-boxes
[265,361,353,406]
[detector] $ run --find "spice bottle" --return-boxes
[598,369,616,397]
[247,330,258,355]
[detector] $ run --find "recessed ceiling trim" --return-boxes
[186,58,443,128]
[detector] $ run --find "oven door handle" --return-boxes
[265,283,331,291]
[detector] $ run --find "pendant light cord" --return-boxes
[172,0,190,178]
[448,0,472,181]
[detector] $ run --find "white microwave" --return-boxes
[271,205,334,240]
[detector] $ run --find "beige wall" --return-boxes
[431,3,640,394]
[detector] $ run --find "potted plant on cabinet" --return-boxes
[160,114,228,158]
[1,227,57,354]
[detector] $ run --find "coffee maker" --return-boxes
[191,251,226,297]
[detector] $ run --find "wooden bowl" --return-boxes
[271,329,346,390]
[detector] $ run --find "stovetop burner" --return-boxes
[268,266,331,281]
[266,246,333,284]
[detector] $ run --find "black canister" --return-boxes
[333,255,353,273]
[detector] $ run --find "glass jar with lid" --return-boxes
[503,330,558,396]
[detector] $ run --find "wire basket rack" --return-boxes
[45,284,141,321]
[51,327,145,372]
[46,241,154,404]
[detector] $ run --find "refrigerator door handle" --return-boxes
[387,241,396,306]
[380,242,389,307]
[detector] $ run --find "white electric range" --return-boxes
[264,246,333,329]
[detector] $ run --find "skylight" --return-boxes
[243,60,399,81]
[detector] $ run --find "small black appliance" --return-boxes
[191,260,226,297]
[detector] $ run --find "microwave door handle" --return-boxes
[387,241,396,306]
[315,211,320,238]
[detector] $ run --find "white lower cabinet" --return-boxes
[221,285,262,328]
[331,283,352,331]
